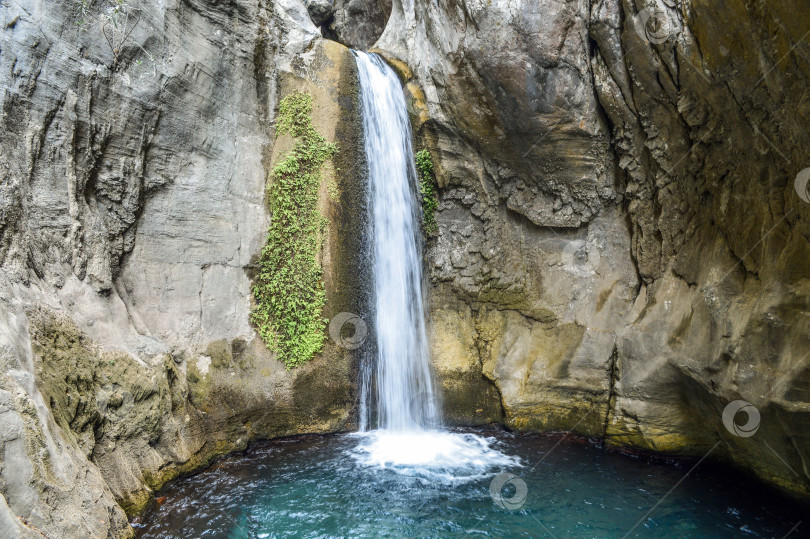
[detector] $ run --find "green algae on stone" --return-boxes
[252,92,339,369]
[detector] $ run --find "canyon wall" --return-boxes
[0,0,365,536]
[375,0,810,500]
[1,0,809,536]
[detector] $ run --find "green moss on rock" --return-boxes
[252,92,339,369]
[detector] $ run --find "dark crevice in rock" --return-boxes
[317,0,392,50]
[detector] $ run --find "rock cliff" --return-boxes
[375,0,810,500]
[0,0,364,536]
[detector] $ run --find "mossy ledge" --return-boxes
[27,312,236,519]
[252,92,339,369]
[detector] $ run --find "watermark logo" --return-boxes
[722,400,761,438]
[328,312,368,350]
[794,168,810,203]
[489,473,528,511]
[562,239,601,276]
[634,7,674,45]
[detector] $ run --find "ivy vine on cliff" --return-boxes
[415,149,438,236]
[252,92,338,369]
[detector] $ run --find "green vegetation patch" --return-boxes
[415,149,438,236]
[252,92,338,369]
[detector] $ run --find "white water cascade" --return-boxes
[351,51,517,479]
[354,51,440,432]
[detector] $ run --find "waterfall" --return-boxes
[350,51,516,477]
[354,51,440,432]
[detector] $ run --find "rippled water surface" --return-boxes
[135,428,805,538]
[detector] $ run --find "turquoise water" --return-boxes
[134,428,805,538]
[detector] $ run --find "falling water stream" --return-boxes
[350,51,516,475]
[354,50,439,432]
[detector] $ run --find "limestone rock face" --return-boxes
[306,0,335,26]
[0,0,364,536]
[376,0,810,500]
[589,0,810,499]
[376,0,634,438]
[326,0,392,50]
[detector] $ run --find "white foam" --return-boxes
[350,430,520,483]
